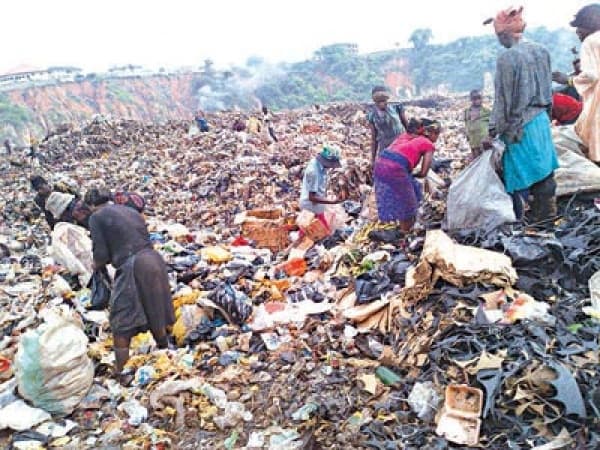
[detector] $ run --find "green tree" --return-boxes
[409,29,433,50]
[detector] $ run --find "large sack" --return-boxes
[446,147,516,230]
[553,126,600,196]
[50,223,93,287]
[15,311,93,416]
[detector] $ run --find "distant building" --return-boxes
[47,66,83,82]
[107,64,147,78]
[0,65,83,90]
[0,65,48,87]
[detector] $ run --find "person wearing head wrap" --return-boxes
[299,146,343,233]
[551,92,583,125]
[485,6,559,222]
[30,175,91,229]
[367,86,408,164]
[45,192,75,220]
[569,4,600,163]
[373,118,441,232]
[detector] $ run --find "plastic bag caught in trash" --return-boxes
[90,268,111,310]
[205,283,253,326]
[446,145,516,230]
[49,223,93,287]
[355,271,391,304]
[0,400,51,431]
[553,126,600,196]
[407,381,440,421]
[15,311,94,415]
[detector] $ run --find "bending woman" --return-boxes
[85,188,175,378]
[373,119,441,232]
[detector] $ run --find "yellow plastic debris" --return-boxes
[201,246,232,263]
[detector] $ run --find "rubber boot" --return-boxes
[531,195,557,223]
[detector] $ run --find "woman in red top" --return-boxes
[373,118,441,231]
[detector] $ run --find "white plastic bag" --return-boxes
[446,146,516,230]
[50,223,93,287]
[324,204,350,232]
[553,126,600,196]
[0,400,51,431]
[187,121,200,138]
[15,311,93,416]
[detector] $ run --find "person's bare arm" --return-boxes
[399,108,409,131]
[416,152,434,178]
[369,123,378,163]
[308,192,343,205]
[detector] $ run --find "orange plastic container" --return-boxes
[279,258,307,277]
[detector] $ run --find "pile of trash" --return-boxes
[0,99,599,449]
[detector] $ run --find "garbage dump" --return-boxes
[0,99,599,449]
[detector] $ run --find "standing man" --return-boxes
[463,89,491,159]
[299,146,343,232]
[569,4,600,163]
[485,6,559,222]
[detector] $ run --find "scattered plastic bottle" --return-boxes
[375,366,402,386]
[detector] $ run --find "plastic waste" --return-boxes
[214,401,253,429]
[355,271,391,304]
[0,379,18,409]
[90,268,111,310]
[246,431,265,448]
[436,385,483,446]
[407,381,440,421]
[48,275,72,298]
[261,332,285,351]
[552,126,600,196]
[201,246,232,264]
[172,304,207,346]
[134,366,156,386]
[149,378,203,409]
[118,399,148,426]
[0,400,51,431]
[446,145,516,230]
[200,383,228,409]
[291,402,319,421]
[224,430,239,450]
[15,311,94,416]
[269,429,303,449]
[324,203,350,232]
[375,367,401,386]
[49,223,93,287]
[206,283,253,326]
[278,258,307,277]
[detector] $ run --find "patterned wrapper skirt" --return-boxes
[373,150,422,222]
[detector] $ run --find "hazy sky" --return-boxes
[0,0,589,74]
